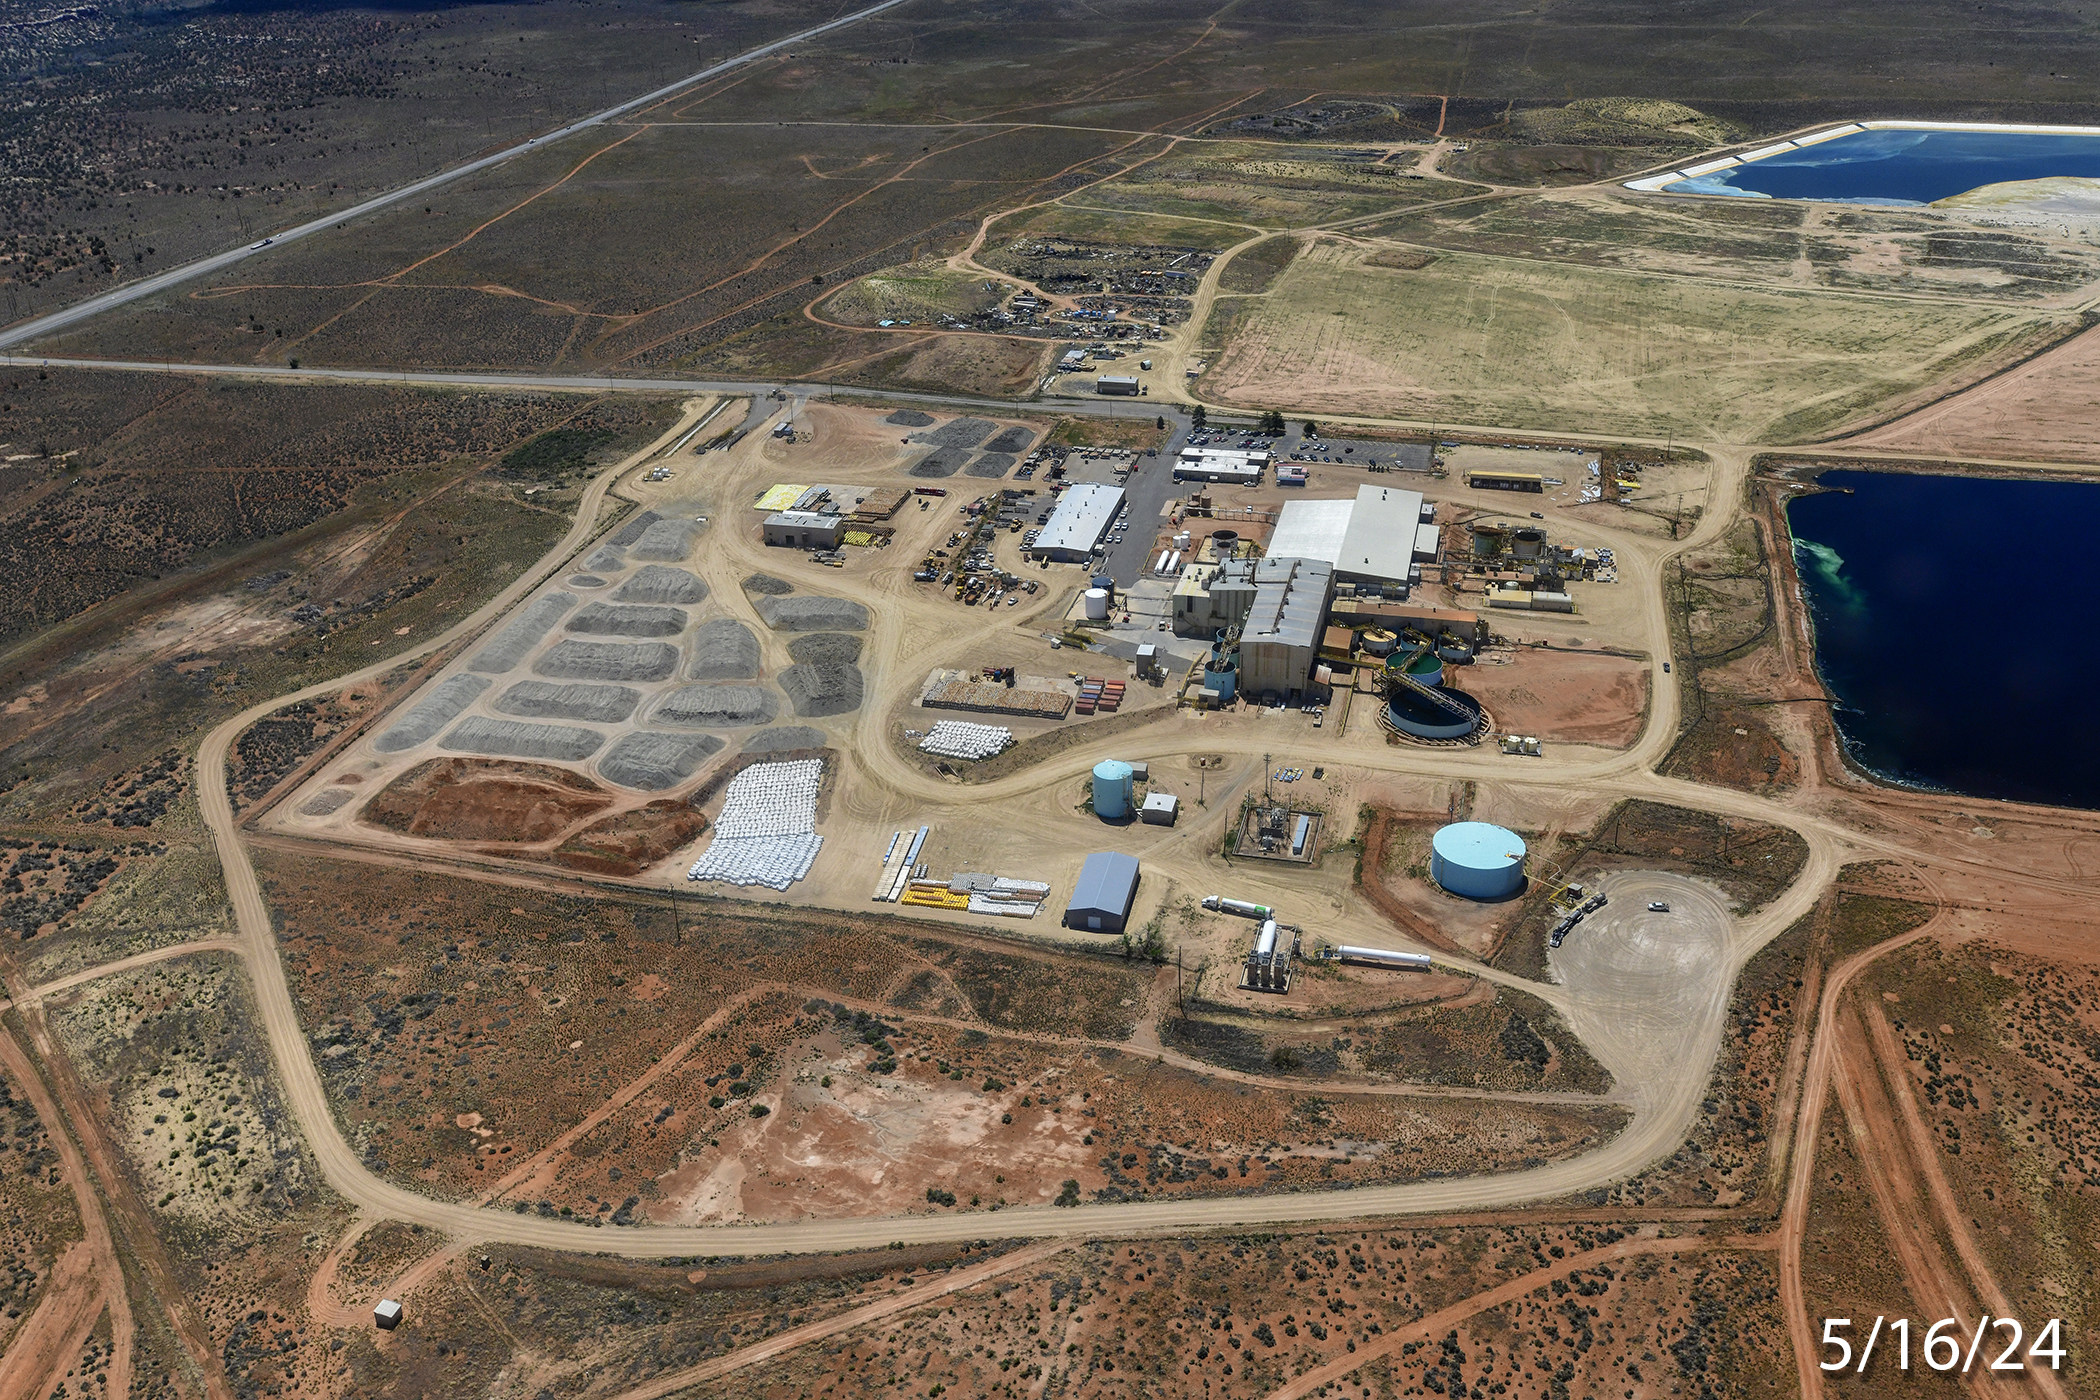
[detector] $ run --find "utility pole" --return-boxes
[1176,945,1185,1016]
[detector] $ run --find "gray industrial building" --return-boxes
[1096,375,1141,396]
[1173,447,1270,485]
[1266,484,1427,592]
[1239,556,1334,697]
[1032,482,1124,561]
[763,510,845,549]
[1172,555,1335,698]
[1065,851,1140,933]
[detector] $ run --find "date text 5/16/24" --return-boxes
[1820,1317,2066,1374]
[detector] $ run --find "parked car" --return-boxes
[1648,901,1671,913]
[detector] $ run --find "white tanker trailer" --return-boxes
[1329,944,1435,972]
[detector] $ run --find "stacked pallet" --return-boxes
[901,879,969,910]
[918,721,1014,759]
[923,678,1071,720]
[951,873,1051,919]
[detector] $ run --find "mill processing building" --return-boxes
[1266,484,1433,593]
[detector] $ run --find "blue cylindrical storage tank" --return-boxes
[1092,759,1134,820]
[1431,822,1527,900]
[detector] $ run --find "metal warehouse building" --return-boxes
[1033,482,1125,562]
[1266,484,1427,592]
[1065,851,1140,933]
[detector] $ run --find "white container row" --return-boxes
[687,831,824,890]
[918,721,1014,760]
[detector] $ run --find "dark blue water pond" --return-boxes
[1667,128,2100,206]
[1788,470,2100,810]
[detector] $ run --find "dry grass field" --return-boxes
[1202,241,2069,441]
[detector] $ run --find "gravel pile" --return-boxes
[780,663,863,717]
[606,510,663,547]
[983,426,1035,454]
[598,731,722,791]
[926,416,996,448]
[583,546,625,572]
[651,684,779,727]
[374,675,490,752]
[614,565,707,605]
[468,594,577,674]
[885,408,936,426]
[741,726,825,754]
[566,602,688,638]
[965,453,1015,479]
[787,632,863,664]
[494,680,641,723]
[440,716,605,762]
[630,517,702,561]
[298,789,356,816]
[756,595,869,632]
[534,640,681,683]
[741,572,794,596]
[688,618,761,679]
[567,574,608,589]
[908,448,967,479]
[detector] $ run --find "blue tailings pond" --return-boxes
[1668,128,2100,205]
[1789,471,2100,810]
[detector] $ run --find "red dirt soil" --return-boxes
[1447,648,1649,748]
[360,757,612,843]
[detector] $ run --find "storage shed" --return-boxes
[763,510,844,549]
[1065,852,1140,933]
[1141,792,1179,825]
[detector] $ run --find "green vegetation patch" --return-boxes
[497,427,616,482]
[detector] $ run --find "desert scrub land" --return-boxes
[704,1222,1760,1400]
[1078,142,1482,229]
[1201,240,2072,442]
[0,0,854,315]
[0,1060,87,1355]
[1372,190,2100,305]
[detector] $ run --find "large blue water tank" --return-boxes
[1092,759,1135,820]
[1431,822,1527,900]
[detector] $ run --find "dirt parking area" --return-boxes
[1447,647,1650,748]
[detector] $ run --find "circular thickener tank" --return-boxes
[1511,528,1546,560]
[1083,588,1111,620]
[1387,648,1444,689]
[1211,529,1240,557]
[1092,759,1134,820]
[1385,682,1480,740]
[1431,821,1527,900]
[1361,628,1397,657]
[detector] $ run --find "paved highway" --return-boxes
[0,0,919,351]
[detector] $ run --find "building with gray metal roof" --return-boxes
[1239,556,1335,697]
[1033,482,1124,562]
[1266,484,1425,592]
[1065,851,1140,933]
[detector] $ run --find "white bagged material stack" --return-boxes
[687,759,825,890]
[918,721,1014,760]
